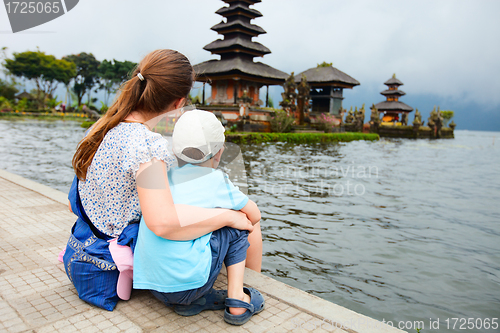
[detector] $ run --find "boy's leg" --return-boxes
[222,227,254,315]
[245,222,262,272]
[227,260,251,315]
[161,227,253,316]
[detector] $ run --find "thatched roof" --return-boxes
[384,77,403,86]
[374,101,413,112]
[381,89,406,96]
[15,91,35,100]
[211,19,266,36]
[216,4,262,18]
[223,0,261,4]
[295,66,359,87]
[204,36,270,56]
[194,57,288,84]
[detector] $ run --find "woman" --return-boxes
[63,49,261,311]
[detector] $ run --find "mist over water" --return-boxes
[1,120,498,332]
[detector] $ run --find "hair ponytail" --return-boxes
[72,49,195,180]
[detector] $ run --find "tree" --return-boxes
[0,78,19,100]
[98,59,136,105]
[440,110,454,127]
[0,47,21,99]
[4,50,76,108]
[63,53,100,107]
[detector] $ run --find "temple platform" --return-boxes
[0,169,403,333]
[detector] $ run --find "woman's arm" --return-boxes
[137,158,254,240]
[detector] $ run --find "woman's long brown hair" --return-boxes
[72,49,195,180]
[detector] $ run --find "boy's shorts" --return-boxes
[150,227,249,306]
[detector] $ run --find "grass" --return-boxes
[225,132,379,144]
[0,111,89,122]
[81,121,97,128]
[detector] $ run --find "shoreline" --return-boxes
[226,132,380,144]
[0,168,403,333]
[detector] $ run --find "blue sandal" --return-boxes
[174,288,227,316]
[224,287,265,326]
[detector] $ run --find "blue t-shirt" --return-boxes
[133,164,249,293]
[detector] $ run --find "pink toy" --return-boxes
[108,238,134,300]
[58,249,65,263]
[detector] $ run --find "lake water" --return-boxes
[0,119,499,332]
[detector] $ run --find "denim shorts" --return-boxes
[150,227,249,306]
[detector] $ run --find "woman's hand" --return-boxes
[226,210,254,233]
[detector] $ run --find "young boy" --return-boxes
[133,110,264,325]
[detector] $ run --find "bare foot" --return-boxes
[229,292,251,315]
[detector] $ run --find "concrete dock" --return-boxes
[0,169,404,333]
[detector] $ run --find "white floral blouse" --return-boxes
[78,122,175,237]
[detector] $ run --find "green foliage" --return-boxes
[317,61,333,68]
[270,111,296,133]
[226,132,379,144]
[440,110,454,126]
[46,96,60,109]
[268,96,274,108]
[81,121,96,128]
[100,101,109,113]
[4,50,76,108]
[0,96,14,110]
[16,98,29,110]
[63,52,100,107]
[0,78,19,100]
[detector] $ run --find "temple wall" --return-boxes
[209,80,262,106]
[197,106,273,132]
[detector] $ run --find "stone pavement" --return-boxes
[0,169,404,333]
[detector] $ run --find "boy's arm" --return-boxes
[240,199,261,225]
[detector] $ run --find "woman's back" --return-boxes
[79,122,174,237]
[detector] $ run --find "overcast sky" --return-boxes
[1,0,500,128]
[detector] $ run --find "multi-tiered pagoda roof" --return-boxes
[194,0,288,85]
[373,75,413,113]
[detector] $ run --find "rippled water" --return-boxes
[1,119,499,332]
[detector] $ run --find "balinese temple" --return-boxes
[373,75,413,123]
[193,0,288,110]
[295,64,359,117]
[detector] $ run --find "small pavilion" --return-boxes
[295,64,359,117]
[373,75,413,123]
[193,0,288,108]
[14,91,36,101]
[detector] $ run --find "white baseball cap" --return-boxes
[172,110,225,164]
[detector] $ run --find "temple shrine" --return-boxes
[373,74,413,124]
[295,64,359,117]
[193,0,288,109]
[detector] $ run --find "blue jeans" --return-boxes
[151,227,249,306]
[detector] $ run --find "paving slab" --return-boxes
[0,169,404,333]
